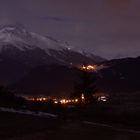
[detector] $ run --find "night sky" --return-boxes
[0,0,140,59]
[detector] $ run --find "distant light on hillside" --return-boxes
[81,65,97,71]
[98,96,107,102]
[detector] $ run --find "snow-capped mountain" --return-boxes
[0,24,69,52]
[0,24,105,86]
[0,24,105,67]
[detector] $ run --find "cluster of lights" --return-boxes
[81,93,85,100]
[97,96,107,102]
[81,65,97,71]
[27,94,107,105]
[27,97,79,104]
[59,98,78,104]
[27,97,48,102]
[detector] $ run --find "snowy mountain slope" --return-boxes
[0,24,105,66]
[0,24,68,52]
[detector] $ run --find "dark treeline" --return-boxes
[0,86,26,108]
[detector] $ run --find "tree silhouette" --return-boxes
[72,68,97,104]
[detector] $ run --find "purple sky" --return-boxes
[0,0,140,59]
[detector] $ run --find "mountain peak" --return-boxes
[0,24,68,51]
[0,24,29,36]
[0,24,105,63]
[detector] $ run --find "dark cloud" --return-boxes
[0,0,140,59]
[41,16,70,22]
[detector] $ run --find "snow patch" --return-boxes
[0,107,57,118]
[0,25,70,52]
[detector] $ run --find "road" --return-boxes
[8,121,140,140]
[0,111,140,140]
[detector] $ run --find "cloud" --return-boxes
[41,16,71,22]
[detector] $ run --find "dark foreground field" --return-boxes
[0,112,140,140]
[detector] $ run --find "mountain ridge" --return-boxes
[0,24,105,86]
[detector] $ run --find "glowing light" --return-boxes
[54,101,58,104]
[81,93,85,100]
[75,99,78,102]
[68,100,71,102]
[98,96,107,102]
[81,65,97,71]
[82,66,86,69]
[60,99,66,104]
[87,65,96,70]
[65,100,69,103]
[43,98,46,101]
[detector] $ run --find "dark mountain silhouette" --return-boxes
[97,56,140,93]
[11,65,82,97]
[11,56,140,97]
